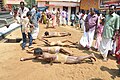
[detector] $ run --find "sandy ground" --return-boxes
[0,24,120,80]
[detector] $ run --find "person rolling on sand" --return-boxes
[39,38,79,48]
[20,48,96,65]
[42,31,71,38]
[26,46,73,56]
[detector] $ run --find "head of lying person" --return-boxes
[33,48,43,57]
[44,31,49,36]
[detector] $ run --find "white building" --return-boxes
[36,0,80,25]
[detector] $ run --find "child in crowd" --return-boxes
[75,12,80,29]
[56,8,61,27]
[21,11,34,50]
[46,12,52,28]
[94,18,104,51]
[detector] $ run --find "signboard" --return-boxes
[100,0,120,9]
[80,0,99,10]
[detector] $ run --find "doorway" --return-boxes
[63,6,68,11]
[71,7,76,14]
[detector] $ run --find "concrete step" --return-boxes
[0,23,20,40]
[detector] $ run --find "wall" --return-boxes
[49,2,79,7]
[37,1,79,25]
[80,0,99,10]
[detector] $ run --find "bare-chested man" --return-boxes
[42,31,71,38]
[20,48,96,65]
[39,38,79,48]
[26,46,73,56]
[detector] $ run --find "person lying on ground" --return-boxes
[42,31,71,38]
[38,38,80,48]
[26,46,73,56]
[20,48,96,65]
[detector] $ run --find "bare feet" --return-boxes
[90,53,96,61]
[102,58,108,62]
[68,33,71,36]
[20,58,25,61]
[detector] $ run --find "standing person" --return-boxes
[41,11,47,24]
[99,5,120,61]
[36,9,41,22]
[94,18,104,51]
[31,5,39,43]
[52,8,56,28]
[17,1,29,23]
[115,28,120,64]
[21,11,33,50]
[79,11,88,48]
[61,9,66,26]
[17,1,29,49]
[46,12,52,28]
[75,12,80,29]
[65,10,68,25]
[56,8,61,27]
[80,10,87,31]
[82,8,98,50]
[70,12,75,26]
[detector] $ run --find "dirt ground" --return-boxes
[0,24,120,80]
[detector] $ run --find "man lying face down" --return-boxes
[20,48,96,65]
[42,31,71,38]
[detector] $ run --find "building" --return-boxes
[3,0,27,10]
[0,0,3,11]
[25,0,36,8]
[99,0,120,10]
[80,0,120,10]
[80,0,99,10]
[36,0,80,25]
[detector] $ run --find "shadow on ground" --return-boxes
[100,66,120,79]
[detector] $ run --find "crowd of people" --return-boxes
[15,1,120,75]
[80,5,120,62]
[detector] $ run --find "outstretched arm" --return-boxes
[60,48,73,56]
[20,56,44,61]
[61,40,74,43]
[37,38,51,46]
[61,40,78,45]
[26,48,35,53]
[20,57,37,61]
[59,32,71,37]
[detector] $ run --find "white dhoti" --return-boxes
[80,27,95,48]
[99,38,113,59]
[61,17,66,25]
[80,31,88,47]
[87,27,95,48]
[31,26,39,39]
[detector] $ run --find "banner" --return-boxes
[100,0,120,9]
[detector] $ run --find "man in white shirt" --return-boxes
[17,1,29,21]
[17,1,30,50]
